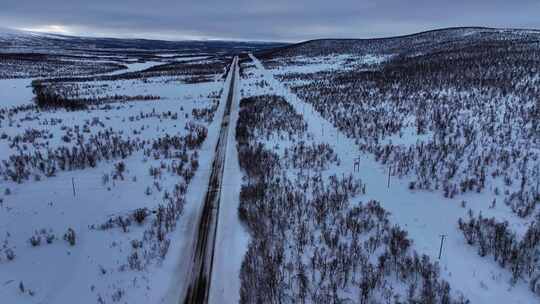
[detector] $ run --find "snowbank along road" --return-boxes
[182,56,239,304]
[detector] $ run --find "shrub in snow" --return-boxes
[133,208,147,224]
[127,251,142,271]
[131,239,142,249]
[63,228,76,246]
[29,235,41,247]
[117,216,130,233]
[46,234,55,244]
[111,288,124,302]
[102,173,110,185]
[145,186,152,196]
[114,161,126,180]
[531,276,540,297]
[5,248,15,261]
[192,100,219,123]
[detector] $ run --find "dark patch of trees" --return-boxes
[0,53,125,79]
[32,79,161,110]
[458,212,540,296]
[261,31,540,218]
[236,94,468,303]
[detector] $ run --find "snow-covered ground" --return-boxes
[1,28,539,304]
[0,78,35,107]
[246,53,537,303]
[0,59,231,303]
[102,61,165,76]
[0,59,185,108]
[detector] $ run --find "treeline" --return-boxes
[0,53,125,79]
[32,80,160,110]
[258,28,540,61]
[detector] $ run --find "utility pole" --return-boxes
[72,177,76,197]
[387,164,392,188]
[438,234,447,259]
[354,157,361,172]
[536,165,540,196]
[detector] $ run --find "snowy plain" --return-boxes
[0,52,232,304]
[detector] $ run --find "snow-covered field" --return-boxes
[0,30,242,303]
[239,28,539,303]
[1,27,539,304]
[0,79,227,303]
[0,56,212,108]
[242,53,536,303]
[0,78,34,107]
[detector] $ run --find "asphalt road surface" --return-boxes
[182,56,238,304]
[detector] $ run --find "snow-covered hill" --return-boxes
[245,27,540,303]
[259,27,540,58]
[0,27,287,54]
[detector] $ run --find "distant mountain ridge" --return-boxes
[2,26,539,57]
[258,26,540,58]
[0,28,288,54]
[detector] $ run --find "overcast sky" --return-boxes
[1,0,539,41]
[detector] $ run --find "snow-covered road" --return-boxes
[208,56,249,304]
[182,56,242,304]
[161,57,239,304]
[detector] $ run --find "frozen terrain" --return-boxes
[1,27,539,304]
[240,53,535,303]
[0,29,277,304]
[240,27,539,302]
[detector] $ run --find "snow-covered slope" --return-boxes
[0,28,287,54]
[242,27,540,302]
[259,27,540,58]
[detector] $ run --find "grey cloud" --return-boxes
[0,0,539,41]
